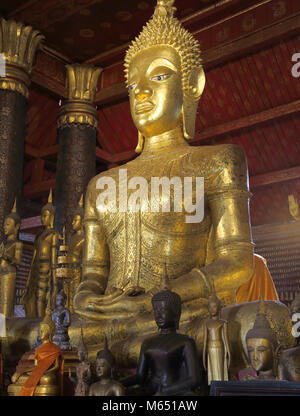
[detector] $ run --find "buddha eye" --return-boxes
[151,74,171,81]
[128,82,137,91]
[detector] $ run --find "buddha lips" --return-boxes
[95,168,204,224]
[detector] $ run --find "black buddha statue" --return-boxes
[122,288,201,396]
[51,289,71,350]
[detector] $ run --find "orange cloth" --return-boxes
[236,254,279,303]
[20,342,61,396]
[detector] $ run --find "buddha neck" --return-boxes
[6,233,17,242]
[140,127,188,158]
[160,327,177,335]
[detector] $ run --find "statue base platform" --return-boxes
[210,380,300,396]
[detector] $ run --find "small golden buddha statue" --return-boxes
[22,189,59,318]
[203,287,230,385]
[8,309,62,396]
[89,338,124,396]
[278,293,300,382]
[0,199,23,318]
[73,0,254,363]
[67,194,85,313]
[244,295,279,381]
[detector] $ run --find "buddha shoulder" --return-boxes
[189,143,248,189]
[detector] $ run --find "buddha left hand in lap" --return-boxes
[74,0,253,329]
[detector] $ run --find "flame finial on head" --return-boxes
[74,194,84,218]
[6,197,21,225]
[42,188,55,216]
[161,263,170,291]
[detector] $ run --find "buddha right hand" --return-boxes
[74,274,124,313]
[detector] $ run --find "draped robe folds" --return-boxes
[20,342,62,396]
[236,254,279,303]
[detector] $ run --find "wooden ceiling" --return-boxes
[1,0,300,229]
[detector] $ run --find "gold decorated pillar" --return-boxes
[0,18,44,242]
[55,64,102,236]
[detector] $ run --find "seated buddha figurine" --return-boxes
[277,293,300,382]
[22,189,59,318]
[122,285,201,396]
[89,338,124,396]
[243,295,279,381]
[9,309,62,396]
[73,0,255,360]
[0,199,23,318]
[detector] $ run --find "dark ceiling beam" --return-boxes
[94,11,300,106]
[250,166,300,189]
[191,100,300,145]
[202,11,300,70]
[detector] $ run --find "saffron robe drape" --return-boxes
[236,254,279,303]
[20,342,61,396]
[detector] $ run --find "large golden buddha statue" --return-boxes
[74,0,253,347]
[5,1,293,372]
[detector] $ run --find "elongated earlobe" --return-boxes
[135,131,145,153]
[182,67,206,140]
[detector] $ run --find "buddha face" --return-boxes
[72,214,82,232]
[78,350,87,362]
[41,209,53,227]
[128,45,183,138]
[208,300,220,318]
[246,338,274,372]
[153,300,176,330]
[4,217,17,236]
[56,294,66,307]
[40,323,50,341]
[96,357,111,378]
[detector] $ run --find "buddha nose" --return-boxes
[135,83,152,101]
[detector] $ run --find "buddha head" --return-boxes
[208,284,222,318]
[96,337,115,379]
[245,296,277,374]
[4,199,20,238]
[152,287,182,330]
[40,313,55,343]
[55,289,67,308]
[124,0,205,152]
[41,189,55,228]
[72,194,84,232]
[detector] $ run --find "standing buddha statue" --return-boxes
[0,199,23,318]
[69,326,92,396]
[203,287,231,385]
[67,194,85,313]
[73,0,254,356]
[22,189,59,318]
